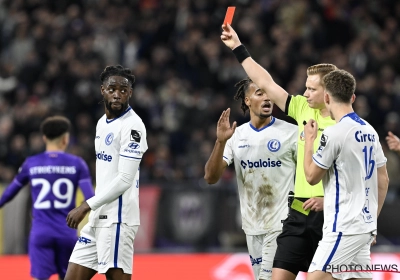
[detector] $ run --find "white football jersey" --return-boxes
[223,117,297,235]
[88,106,148,227]
[312,112,386,235]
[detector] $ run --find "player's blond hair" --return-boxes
[306,64,338,83]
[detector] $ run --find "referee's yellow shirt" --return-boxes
[286,95,336,198]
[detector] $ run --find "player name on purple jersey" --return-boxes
[29,165,77,175]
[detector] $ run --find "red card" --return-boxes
[223,6,236,25]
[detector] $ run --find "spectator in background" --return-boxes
[0,116,94,280]
[386,132,400,154]
[0,0,399,185]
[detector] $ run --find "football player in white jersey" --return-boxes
[204,77,297,280]
[65,65,148,280]
[303,69,389,280]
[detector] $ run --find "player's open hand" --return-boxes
[221,24,241,50]
[66,201,91,229]
[303,197,324,212]
[386,131,400,152]
[217,108,237,143]
[304,119,318,142]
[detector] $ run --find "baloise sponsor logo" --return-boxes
[96,151,113,162]
[240,158,282,169]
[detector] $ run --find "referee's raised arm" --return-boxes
[221,23,289,112]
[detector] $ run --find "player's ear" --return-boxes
[63,132,70,147]
[351,94,356,104]
[324,91,330,105]
[245,96,250,107]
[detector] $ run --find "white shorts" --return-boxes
[246,231,280,280]
[308,232,375,279]
[69,223,139,274]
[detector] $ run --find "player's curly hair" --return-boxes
[100,65,135,87]
[234,77,253,114]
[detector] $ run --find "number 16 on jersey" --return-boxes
[362,146,375,181]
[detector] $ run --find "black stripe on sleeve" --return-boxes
[284,95,292,115]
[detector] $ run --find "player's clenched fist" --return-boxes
[221,24,242,50]
[304,119,318,142]
[216,108,237,143]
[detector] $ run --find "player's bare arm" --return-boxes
[66,201,91,229]
[221,24,289,111]
[377,165,389,217]
[303,119,327,185]
[204,108,236,184]
[386,131,400,153]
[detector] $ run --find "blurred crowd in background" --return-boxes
[0,0,400,196]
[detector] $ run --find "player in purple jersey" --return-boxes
[0,116,94,280]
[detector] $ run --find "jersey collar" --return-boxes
[249,116,275,132]
[106,106,132,124]
[339,112,365,125]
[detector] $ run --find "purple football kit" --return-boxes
[0,151,94,279]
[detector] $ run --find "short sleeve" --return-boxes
[287,95,309,122]
[222,137,234,166]
[375,140,387,168]
[119,121,148,161]
[312,127,341,170]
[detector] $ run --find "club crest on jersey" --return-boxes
[105,133,114,145]
[267,139,281,152]
[300,131,305,141]
[130,130,141,142]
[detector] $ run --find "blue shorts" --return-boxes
[29,231,77,279]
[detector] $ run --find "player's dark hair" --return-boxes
[234,77,253,114]
[323,69,356,103]
[40,116,71,140]
[100,65,135,87]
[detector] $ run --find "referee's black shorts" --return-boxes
[273,197,324,275]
